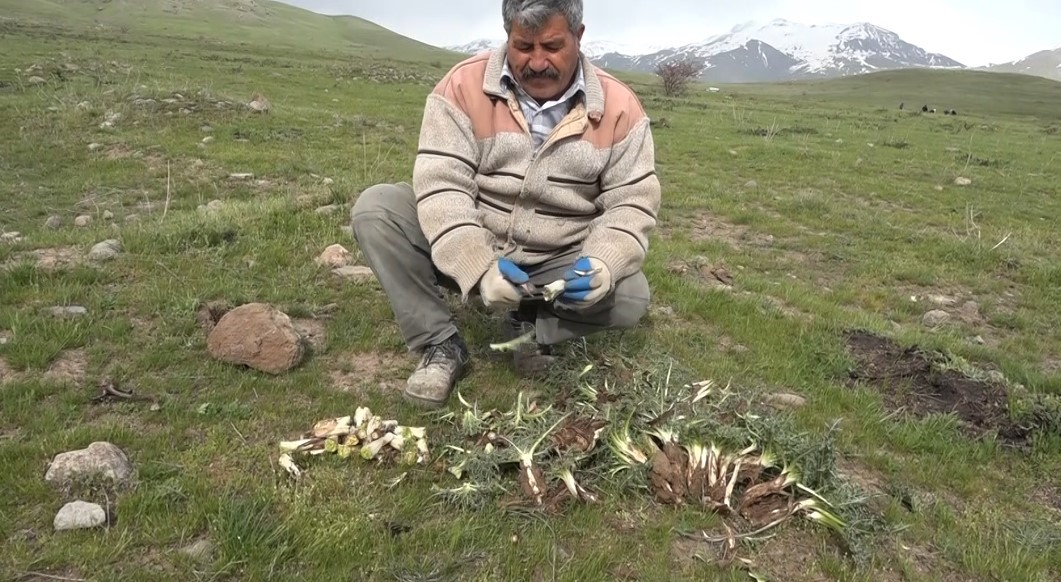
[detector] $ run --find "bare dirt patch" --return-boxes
[330,350,410,393]
[673,525,846,581]
[843,330,1031,444]
[690,213,775,250]
[0,357,15,384]
[45,349,89,386]
[3,246,83,271]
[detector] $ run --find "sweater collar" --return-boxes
[483,45,604,122]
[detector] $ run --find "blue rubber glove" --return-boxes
[479,257,529,310]
[497,257,529,286]
[560,257,612,308]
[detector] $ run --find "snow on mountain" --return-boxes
[445,38,662,59]
[446,19,967,82]
[984,47,1061,81]
[446,39,502,55]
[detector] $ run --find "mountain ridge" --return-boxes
[447,19,1057,83]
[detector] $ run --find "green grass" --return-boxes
[1,2,1060,581]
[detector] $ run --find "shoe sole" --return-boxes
[402,389,447,409]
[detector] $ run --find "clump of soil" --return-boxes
[843,330,1031,444]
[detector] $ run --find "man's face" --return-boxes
[506,13,584,102]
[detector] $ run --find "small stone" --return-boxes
[728,149,738,156]
[954,177,972,186]
[88,142,103,151]
[74,215,93,227]
[27,75,46,85]
[927,294,957,307]
[76,100,91,110]
[934,185,944,192]
[315,204,340,215]
[959,300,981,322]
[332,266,375,283]
[102,210,114,221]
[49,306,88,318]
[45,441,134,486]
[1,231,21,243]
[763,393,807,408]
[201,136,214,144]
[180,538,214,562]
[54,501,107,531]
[207,199,223,211]
[45,215,63,229]
[744,180,757,189]
[88,239,121,261]
[200,125,213,133]
[973,335,985,345]
[315,244,353,268]
[228,173,254,180]
[922,310,950,328]
[321,177,334,186]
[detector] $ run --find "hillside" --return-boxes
[984,47,1061,81]
[723,68,1061,122]
[0,0,462,62]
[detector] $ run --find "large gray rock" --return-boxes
[54,500,107,531]
[206,303,304,374]
[45,441,134,486]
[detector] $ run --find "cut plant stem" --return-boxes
[489,330,536,352]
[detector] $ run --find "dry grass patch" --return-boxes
[690,212,776,250]
[44,348,89,386]
[329,349,411,393]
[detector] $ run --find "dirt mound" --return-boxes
[843,330,1030,444]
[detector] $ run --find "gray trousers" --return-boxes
[350,182,651,353]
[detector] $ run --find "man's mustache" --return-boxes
[520,65,560,81]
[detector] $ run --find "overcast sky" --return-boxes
[277,1,1058,67]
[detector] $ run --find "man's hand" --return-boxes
[559,257,612,309]
[479,258,529,310]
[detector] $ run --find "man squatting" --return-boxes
[350,0,661,408]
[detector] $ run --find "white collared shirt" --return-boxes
[500,58,586,149]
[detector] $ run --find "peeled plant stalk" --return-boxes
[489,330,536,352]
[275,407,430,476]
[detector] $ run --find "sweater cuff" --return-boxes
[435,235,497,299]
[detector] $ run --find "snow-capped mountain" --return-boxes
[446,38,663,59]
[447,19,965,83]
[983,47,1061,81]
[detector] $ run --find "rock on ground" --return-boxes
[88,239,122,261]
[54,501,107,531]
[922,310,951,328]
[315,244,352,268]
[45,441,134,486]
[332,266,375,283]
[207,303,304,374]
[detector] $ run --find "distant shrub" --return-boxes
[655,58,703,97]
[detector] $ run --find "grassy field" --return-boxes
[1,1,1060,581]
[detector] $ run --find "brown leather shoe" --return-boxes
[504,311,556,378]
[403,334,470,409]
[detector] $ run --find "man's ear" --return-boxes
[576,24,585,42]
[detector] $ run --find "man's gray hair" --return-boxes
[502,0,583,35]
